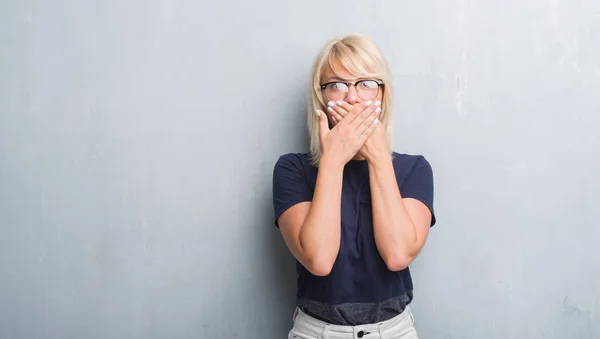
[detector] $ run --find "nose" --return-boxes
[345,85,361,105]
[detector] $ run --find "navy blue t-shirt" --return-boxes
[272,152,436,325]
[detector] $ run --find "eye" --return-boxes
[328,82,348,92]
[359,80,379,89]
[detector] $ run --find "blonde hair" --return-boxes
[307,34,394,166]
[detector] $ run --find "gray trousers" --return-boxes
[289,306,419,339]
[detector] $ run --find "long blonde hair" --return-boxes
[307,34,394,166]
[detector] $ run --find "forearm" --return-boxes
[299,156,344,274]
[368,154,419,270]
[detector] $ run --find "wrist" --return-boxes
[319,153,346,171]
[365,149,391,164]
[366,151,392,168]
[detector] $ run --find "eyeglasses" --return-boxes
[320,79,384,101]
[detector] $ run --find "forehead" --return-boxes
[321,59,358,82]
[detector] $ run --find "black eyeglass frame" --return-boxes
[319,79,385,96]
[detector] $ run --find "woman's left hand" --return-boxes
[328,101,389,162]
[359,119,388,162]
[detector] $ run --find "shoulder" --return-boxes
[274,152,312,172]
[275,152,312,166]
[391,152,432,177]
[273,152,316,181]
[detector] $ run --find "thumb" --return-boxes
[316,110,329,137]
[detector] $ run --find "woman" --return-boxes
[272,34,436,339]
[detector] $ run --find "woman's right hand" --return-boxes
[315,101,380,167]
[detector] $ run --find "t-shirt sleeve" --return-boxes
[399,156,436,227]
[272,154,313,227]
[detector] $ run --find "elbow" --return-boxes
[305,257,335,276]
[383,253,413,272]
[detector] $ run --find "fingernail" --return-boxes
[328,101,335,107]
[327,107,334,112]
[375,107,381,114]
[336,101,343,106]
[315,110,321,116]
[374,118,379,124]
[375,101,381,106]
[365,100,372,106]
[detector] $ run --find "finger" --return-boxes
[335,101,354,117]
[327,101,347,122]
[316,110,329,137]
[352,100,380,110]
[327,114,337,125]
[324,104,336,126]
[355,106,381,135]
[326,106,344,123]
[359,117,379,142]
[351,101,377,129]
[338,101,361,121]
[328,113,337,126]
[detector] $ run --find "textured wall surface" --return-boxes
[1,0,599,338]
